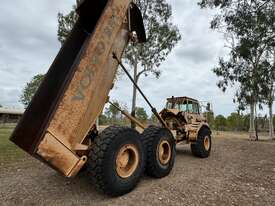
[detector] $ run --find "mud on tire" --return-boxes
[141,126,176,178]
[191,127,211,158]
[87,126,145,196]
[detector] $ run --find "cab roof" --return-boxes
[166,96,199,103]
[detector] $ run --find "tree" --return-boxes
[105,101,121,124]
[57,1,181,128]
[199,0,275,140]
[261,51,275,139]
[135,107,148,122]
[57,6,78,45]
[20,74,45,108]
[125,0,181,128]
[227,112,245,131]
[149,113,159,125]
[204,111,215,128]
[214,115,227,131]
[0,104,2,108]
[98,114,108,125]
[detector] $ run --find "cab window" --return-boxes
[187,103,193,112]
[193,103,200,114]
[179,103,187,112]
[166,102,173,109]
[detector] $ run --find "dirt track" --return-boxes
[1,135,275,206]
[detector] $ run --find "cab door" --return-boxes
[185,101,201,124]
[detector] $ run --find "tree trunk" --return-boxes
[255,105,258,141]
[249,102,256,140]
[268,102,274,140]
[271,49,275,140]
[131,55,138,129]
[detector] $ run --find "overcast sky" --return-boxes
[0,0,246,116]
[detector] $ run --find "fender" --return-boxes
[188,123,211,141]
[197,123,211,136]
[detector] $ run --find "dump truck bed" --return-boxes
[10,0,145,177]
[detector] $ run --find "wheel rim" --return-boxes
[158,140,172,165]
[116,144,139,179]
[204,136,210,151]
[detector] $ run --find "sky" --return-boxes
[0,0,246,117]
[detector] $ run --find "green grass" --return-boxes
[0,124,25,163]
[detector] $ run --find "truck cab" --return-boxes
[160,96,209,143]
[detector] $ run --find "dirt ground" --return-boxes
[1,133,275,206]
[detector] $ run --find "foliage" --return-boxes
[124,0,182,79]
[57,6,78,45]
[128,0,181,126]
[57,1,181,76]
[227,113,246,131]
[0,104,2,108]
[20,74,45,108]
[212,113,274,132]
[198,0,275,138]
[135,107,148,122]
[105,101,121,120]
[198,0,275,105]
[214,115,227,131]
[204,111,215,128]
[149,113,159,125]
[98,114,108,125]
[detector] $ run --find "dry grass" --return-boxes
[213,130,273,141]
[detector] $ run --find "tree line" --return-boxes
[206,111,275,133]
[199,0,275,140]
[98,101,156,126]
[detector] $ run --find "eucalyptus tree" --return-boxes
[199,0,275,139]
[261,50,275,139]
[20,74,45,108]
[123,0,181,127]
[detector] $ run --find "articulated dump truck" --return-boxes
[10,0,212,197]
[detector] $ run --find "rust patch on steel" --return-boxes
[37,133,80,176]
[67,156,88,178]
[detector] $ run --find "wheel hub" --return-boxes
[116,144,139,178]
[204,136,210,151]
[158,140,171,165]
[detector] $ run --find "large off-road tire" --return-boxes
[87,126,145,196]
[141,126,176,178]
[191,127,212,158]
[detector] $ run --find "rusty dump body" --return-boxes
[10,0,146,177]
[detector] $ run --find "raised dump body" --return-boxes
[10,0,145,178]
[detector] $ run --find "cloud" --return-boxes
[0,0,260,116]
[0,0,75,108]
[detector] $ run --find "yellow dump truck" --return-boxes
[11,0,211,196]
